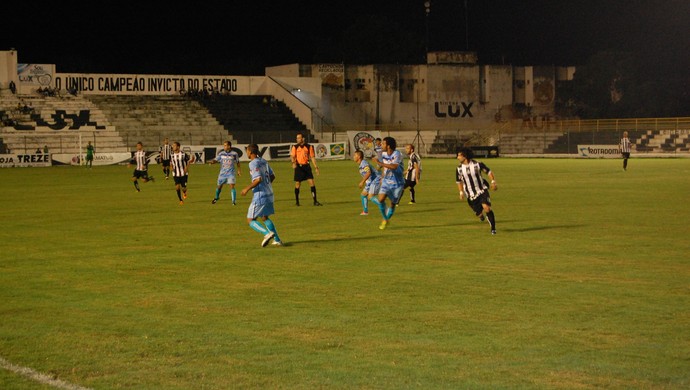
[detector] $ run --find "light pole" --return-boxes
[424,1,431,58]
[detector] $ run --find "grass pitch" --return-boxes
[1,158,689,389]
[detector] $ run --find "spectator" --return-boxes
[36,148,42,154]
[43,145,49,154]
[9,81,16,94]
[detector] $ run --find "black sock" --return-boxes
[177,189,182,201]
[311,186,317,202]
[410,187,415,202]
[623,159,628,169]
[487,210,496,230]
[295,188,300,203]
[134,181,140,190]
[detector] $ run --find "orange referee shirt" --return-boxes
[291,144,314,165]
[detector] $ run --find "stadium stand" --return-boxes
[196,95,310,144]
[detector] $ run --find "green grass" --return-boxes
[1,158,689,389]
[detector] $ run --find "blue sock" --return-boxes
[249,220,269,235]
[361,195,368,212]
[371,197,386,219]
[215,188,221,200]
[264,218,281,242]
[386,205,396,219]
[231,188,236,203]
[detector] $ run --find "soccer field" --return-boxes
[1,158,689,389]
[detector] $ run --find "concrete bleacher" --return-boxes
[85,95,231,149]
[198,95,309,144]
[499,132,563,154]
[0,94,127,154]
[542,129,690,154]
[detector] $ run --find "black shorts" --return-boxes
[174,175,188,186]
[161,159,171,167]
[467,191,491,215]
[622,152,630,159]
[294,164,314,182]
[404,179,416,189]
[133,170,149,180]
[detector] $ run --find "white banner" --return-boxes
[51,152,131,166]
[0,153,51,167]
[54,73,249,95]
[18,64,55,87]
[578,145,621,158]
[347,131,383,158]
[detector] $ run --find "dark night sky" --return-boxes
[3,0,689,75]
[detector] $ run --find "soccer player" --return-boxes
[290,132,322,206]
[353,150,381,216]
[402,143,421,204]
[160,137,172,179]
[170,141,194,205]
[209,141,241,205]
[85,141,94,168]
[130,141,154,192]
[455,147,498,235]
[620,131,632,171]
[241,144,283,247]
[371,136,404,230]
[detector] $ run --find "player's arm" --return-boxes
[487,171,497,191]
[457,182,465,200]
[236,160,241,176]
[359,170,371,189]
[290,146,297,167]
[241,176,262,195]
[310,146,320,175]
[414,161,420,182]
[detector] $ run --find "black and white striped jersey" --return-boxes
[620,137,632,153]
[133,150,148,171]
[456,160,491,200]
[171,151,190,177]
[160,144,172,160]
[405,152,421,181]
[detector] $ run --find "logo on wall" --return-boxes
[316,144,328,158]
[352,132,376,158]
[434,102,474,118]
[330,143,344,156]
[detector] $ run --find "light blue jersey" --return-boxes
[359,159,381,194]
[247,157,275,218]
[215,150,239,185]
[379,150,404,202]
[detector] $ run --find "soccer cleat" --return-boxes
[183,192,187,200]
[313,201,323,206]
[165,176,169,180]
[261,232,275,247]
[136,188,141,192]
[379,220,388,230]
[272,241,283,246]
[491,229,496,235]
[295,202,300,206]
[211,198,218,204]
[232,202,236,206]
[479,214,485,222]
[408,201,416,205]
[360,211,369,216]
[179,201,184,206]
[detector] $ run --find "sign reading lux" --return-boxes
[434,102,474,118]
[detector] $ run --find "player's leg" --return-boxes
[482,202,496,234]
[407,180,416,203]
[294,180,301,206]
[175,183,183,203]
[307,178,321,206]
[360,190,369,215]
[229,183,237,205]
[262,216,282,245]
[132,175,140,191]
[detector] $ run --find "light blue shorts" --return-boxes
[217,174,236,186]
[365,177,382,195]
[247,201,275,219]
[379,181,403,204]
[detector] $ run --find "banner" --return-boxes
[17,64,55,87]
[147,142,347,163]
[52,152,132,166]
[0,153,51,167]
[577,145,621,158]
[53,73,249,96]
[347,131,382,158]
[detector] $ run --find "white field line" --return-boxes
[0,356,93,390]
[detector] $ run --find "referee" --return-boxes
[290,132,322,206]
